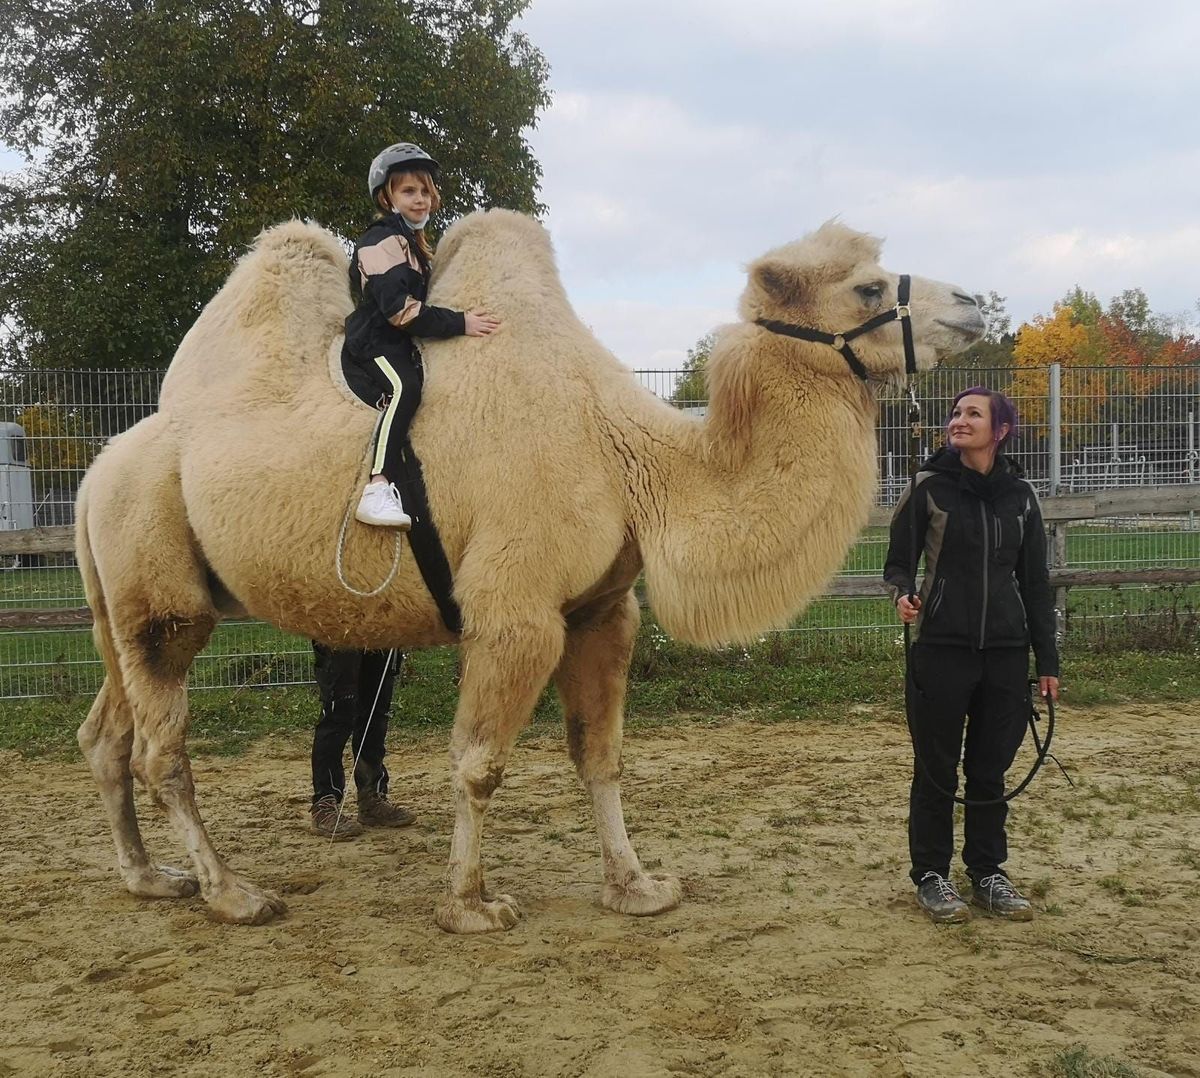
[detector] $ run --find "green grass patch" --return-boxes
[1050,1044,1140,1078]
[3,617,1200,760]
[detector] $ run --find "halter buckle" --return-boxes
[895,304,912,320]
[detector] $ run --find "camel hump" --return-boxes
[250,218,349,272]
[161,219,354,404]
[235,218,352,334]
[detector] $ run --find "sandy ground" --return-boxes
[1,702,1198,1078]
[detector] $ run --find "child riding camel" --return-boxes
[343,142,500,528]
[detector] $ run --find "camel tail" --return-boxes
[75,480,124,690]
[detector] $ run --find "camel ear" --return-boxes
[753,260,808,308]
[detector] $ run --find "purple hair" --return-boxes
[947,386,1018,450]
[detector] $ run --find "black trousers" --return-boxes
[310,641,402,805]
[905,643,1031,884]
[366,348,423,485]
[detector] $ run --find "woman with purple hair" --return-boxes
[883,387,1060,924]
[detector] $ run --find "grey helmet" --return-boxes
[367,142,439,201]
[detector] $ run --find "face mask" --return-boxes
[393,208,429,230]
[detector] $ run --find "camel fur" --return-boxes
[75,210,984,931]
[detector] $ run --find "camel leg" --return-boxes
[117,618,286,926]
[556,592,682,916]
[435,618,564,934]
[77,676,199,899]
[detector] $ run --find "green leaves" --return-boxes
[0,0,549,372]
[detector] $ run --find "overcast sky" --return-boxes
[515,0,1200,368]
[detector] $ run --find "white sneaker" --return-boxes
[355,482,412,529]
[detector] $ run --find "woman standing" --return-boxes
[884,387,1060,923]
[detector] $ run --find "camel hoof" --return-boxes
[125,863,200,899]
[435,892,522,934]
[206,876,288,925]
[602,872,682,917]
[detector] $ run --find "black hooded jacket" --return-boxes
[341,213,465,402]
[883,447,1059,677]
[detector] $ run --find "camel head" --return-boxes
[737,221,986,382]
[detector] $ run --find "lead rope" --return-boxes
[334,414,404,597]
[900,377,1062,806]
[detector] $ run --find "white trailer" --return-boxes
[0,422,35,534]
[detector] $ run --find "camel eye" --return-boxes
[855,282,885,302]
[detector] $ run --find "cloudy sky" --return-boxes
[515,0,1200,368]
[1,1,1194,372]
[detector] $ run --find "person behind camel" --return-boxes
[345,142,500,528]
[884,387,1061,924]
[308,643,415,839]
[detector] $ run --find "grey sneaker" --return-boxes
[310,794,363,840]
[357,789,416,828]
[916,871,971,924]
[971,873,1034,921]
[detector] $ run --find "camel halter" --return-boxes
[899,383,1068,806]
[755,274,917,382]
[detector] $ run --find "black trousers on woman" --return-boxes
[310,642,402,805]
[905,643,1031,885]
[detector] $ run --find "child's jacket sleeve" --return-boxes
[356,231,465,339]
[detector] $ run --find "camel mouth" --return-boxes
[934,316,986,341]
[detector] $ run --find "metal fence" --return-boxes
[2,364,1198,698]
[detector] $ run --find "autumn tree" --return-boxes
[1012,286,1200,452]
[0,0,549,380]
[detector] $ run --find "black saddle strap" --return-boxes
[392,439,463,635]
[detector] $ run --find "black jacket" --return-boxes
[342,214,465,401]
[884,448,1060,676]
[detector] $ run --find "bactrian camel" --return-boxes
[75,211,984,932]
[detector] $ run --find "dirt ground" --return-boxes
[1,702,1197,1078]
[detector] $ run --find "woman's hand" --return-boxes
[896,595,921,624]
[1038,675,1060,702]
[464,309,501,337]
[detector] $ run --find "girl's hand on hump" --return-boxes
[465,309,501,337]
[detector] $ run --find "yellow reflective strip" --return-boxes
[371,357,403,475]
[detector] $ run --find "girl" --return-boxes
[884,387,1060,924]
[343,142,500,527]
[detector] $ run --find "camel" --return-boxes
[74,211,985,932]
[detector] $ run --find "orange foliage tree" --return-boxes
[1012,287,1200,453]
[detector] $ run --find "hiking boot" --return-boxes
[971,873,1034,921]
[357,789,416,828]
[356,482,412,529]
[310,794,363,840]
[915,871,971,924]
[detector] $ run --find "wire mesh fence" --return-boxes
[2,364,1198,698]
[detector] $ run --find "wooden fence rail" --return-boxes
[3,486,1199,631]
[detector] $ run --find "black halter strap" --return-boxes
[755,274,916,382]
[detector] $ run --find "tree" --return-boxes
[1011,285,1200,450]
[0,0,549,376]
[670,332,715,408]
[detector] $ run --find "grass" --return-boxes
[1050,1045,1140,1078]
[3,616,1200,760]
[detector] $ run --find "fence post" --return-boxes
[1049,363,1062,497]
[1048,363,1067,642]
